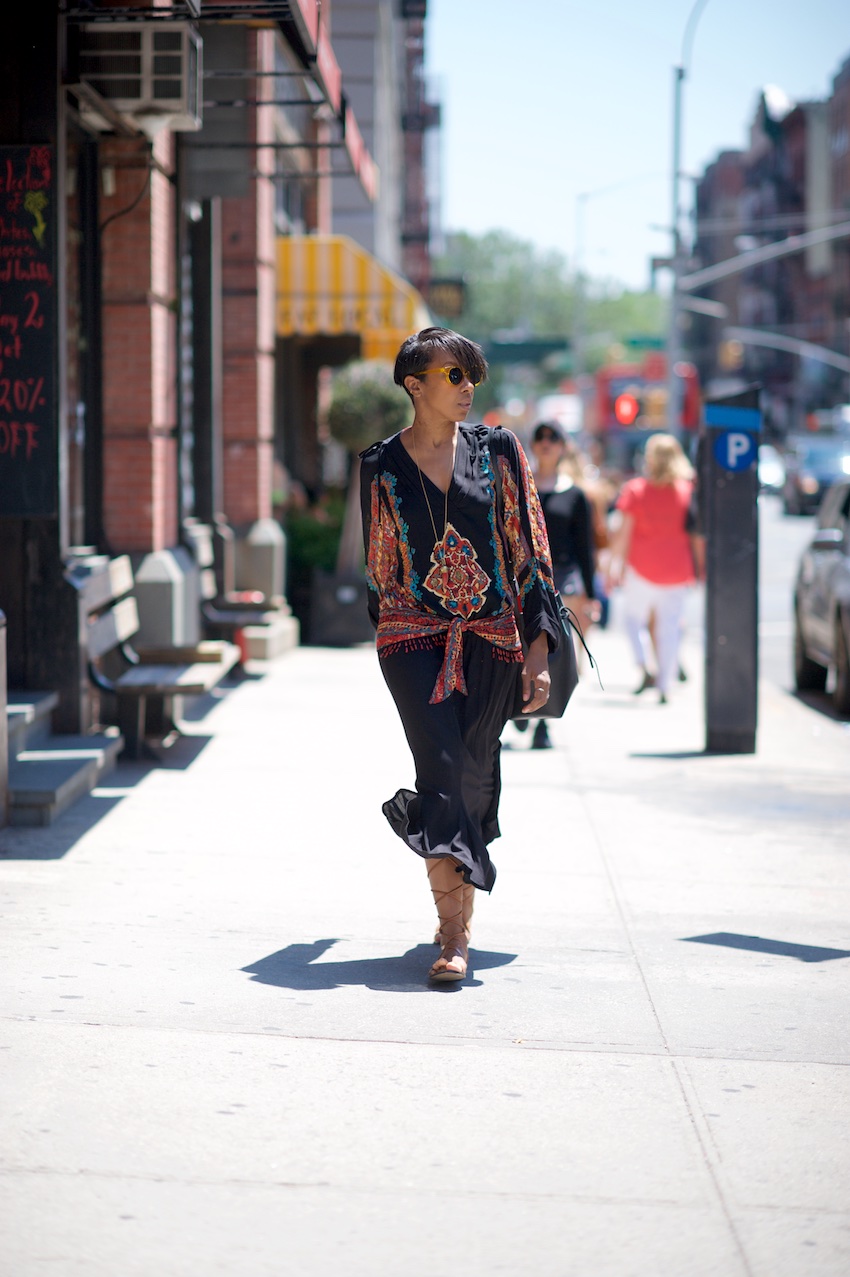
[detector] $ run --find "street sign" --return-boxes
[428,277,466,318]
[0,144,57,518]
[712,430,757,471]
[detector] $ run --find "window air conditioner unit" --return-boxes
[79,22,202,137]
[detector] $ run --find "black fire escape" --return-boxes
[401,1,439,299]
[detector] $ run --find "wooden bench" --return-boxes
[84,555,241,759]
[183,516,284,657]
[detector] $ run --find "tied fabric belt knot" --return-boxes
[377,603,522,703]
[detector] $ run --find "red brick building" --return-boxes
[0,0,429,755]
[690,58,850,438]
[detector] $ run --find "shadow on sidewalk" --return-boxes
[682,931,850,963]
[791,687,850,724]
[180,667,265,723]
[0,733,213,861]
[241,938,518,992]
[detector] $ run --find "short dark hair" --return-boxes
[532,420,566,443]
[393,326,488,395]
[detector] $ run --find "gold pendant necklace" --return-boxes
[412,425,453,590]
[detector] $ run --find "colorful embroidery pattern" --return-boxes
[423,523,490,619]
[497,444,555,601]
[362,426,561,698]
[482,444,512,602]
[377,603,522,703]
[366,472,421,602]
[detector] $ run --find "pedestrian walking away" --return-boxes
[518,420,601,749]
[359,327,563,983]
[605,432,699,704]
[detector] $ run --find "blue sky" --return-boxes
[427,0,848,290]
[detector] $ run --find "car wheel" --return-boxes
[794,607,827,691]
[834,612,850,715]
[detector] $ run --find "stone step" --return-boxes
[6,691,60,759]
[7,732,124,827]
[241,613,300,660]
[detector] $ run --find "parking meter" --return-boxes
[697,385,761,753]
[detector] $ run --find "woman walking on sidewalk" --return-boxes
[359,327,562,982]
[518,420,600,750]
[605,432,698,705]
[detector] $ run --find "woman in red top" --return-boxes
[606,433,697,704]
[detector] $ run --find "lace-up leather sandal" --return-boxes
[426,858,469,982]
[433,882,474,947]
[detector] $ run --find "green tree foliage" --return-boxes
[433,231,576,339]
[326,359,411,455]
[431,230,667,371]
[326,360,412,576]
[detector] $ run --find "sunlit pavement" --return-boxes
[2,622,849,1277]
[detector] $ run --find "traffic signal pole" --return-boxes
[665,0,710,443]
[666,64,685,441]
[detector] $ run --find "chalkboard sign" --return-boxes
[0,145,57,517]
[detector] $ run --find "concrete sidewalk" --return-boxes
[2,618,849,1277]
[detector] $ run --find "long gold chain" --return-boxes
[411,425,454,590]
[411,425,451,548]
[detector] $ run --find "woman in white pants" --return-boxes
[605,434,698,705]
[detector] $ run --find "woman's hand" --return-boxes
[604,557,625,592]
[564,594,602,626]
[603,512,633,592]
[520,631,551,714]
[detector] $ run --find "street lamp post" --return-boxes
[666,0,710,441]
[573,173,666,378]
[573,191,589,379]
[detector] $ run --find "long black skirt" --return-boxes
[379,633,518,893]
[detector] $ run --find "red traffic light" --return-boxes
[614,392,640,426]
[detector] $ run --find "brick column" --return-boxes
[217,28,286,606]
[220,29,276,530]
[100,132,178,554]
[100,132,199,648]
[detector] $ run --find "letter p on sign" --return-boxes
[713,430,757,472]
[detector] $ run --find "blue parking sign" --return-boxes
[713,430,757,472]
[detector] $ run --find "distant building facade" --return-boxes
[689,56,850,438]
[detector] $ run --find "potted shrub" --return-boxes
[310,360,411,645]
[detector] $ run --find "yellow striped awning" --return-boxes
[277,234,431,362]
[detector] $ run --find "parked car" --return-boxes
[758,443,785,495]
[793,480,850,713]
[782,435,850,515]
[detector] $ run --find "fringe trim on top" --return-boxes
[377,603,522,703]
[379,632,444,659]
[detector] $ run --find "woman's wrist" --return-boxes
[528,631,549,655]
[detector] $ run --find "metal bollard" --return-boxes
[0,610,7,829]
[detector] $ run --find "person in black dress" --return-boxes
[359,328,562,982]
[520,420,600,749]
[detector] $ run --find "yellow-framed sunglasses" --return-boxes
[417,364,481,387]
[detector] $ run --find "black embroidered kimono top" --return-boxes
[359,424,561,704]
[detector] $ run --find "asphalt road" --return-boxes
[757,492,817,691]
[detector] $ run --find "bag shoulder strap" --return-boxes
[490,443,518,607]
